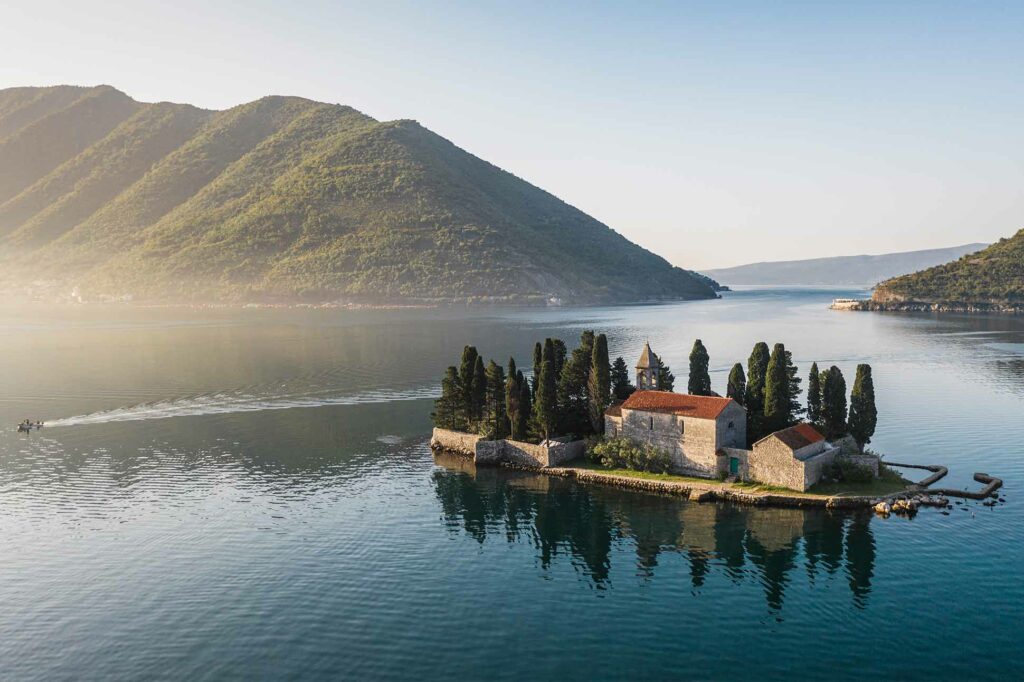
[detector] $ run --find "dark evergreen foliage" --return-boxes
[557,331,595,436]
[431,366,461,429]
[848,364,877,449]
[656,354,675,392]
[484,360,507,439]
[588,333,611,433]
[471,355,487,428]
[532,342,542,397]
[807,362,822,427]
[516,371,532,439]
[745,342,771,443]
[820,365,848,440]
[531,338,559,440]
[458,346,479,427]
[687,339,712,396]
[727,363,746,405]
[763,343,789,432]
[505,358,522,440]
[610,356,635,399]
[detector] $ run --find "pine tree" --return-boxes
[763,343,789,432]
[687,339,712,396]
[807,362,822,426]
[727,363,746,405]
[656,354,675,391]
[610,356,635,399]
[531,338,558,440]
[588,333,611,432]
[745,342,770,443]
[505,358,521,440]
[517,370,532,440]
[784,347,803,420]
[820,365,848,440]
[557,331,595,436]
[471,355,487,429]
[458,345,479,427]
[484,360,507,439]
[848,364,877,450]
[532,342,542,397]
[431,366,461,429]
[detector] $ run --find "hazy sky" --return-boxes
[2,1,1022,269]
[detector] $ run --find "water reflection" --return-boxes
[433,451,876,610]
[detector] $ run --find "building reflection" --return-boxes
[433,451,876,610]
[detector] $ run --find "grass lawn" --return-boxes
[572,460,910,499]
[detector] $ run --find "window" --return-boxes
[728,421,734,429]
[649,417,654,430]
[680,420,685,435]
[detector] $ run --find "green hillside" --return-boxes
[873,229,1024,305]
[0,85,719,305]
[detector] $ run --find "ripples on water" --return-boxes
[0,290,1022,680]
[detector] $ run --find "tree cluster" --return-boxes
[433,330,614,442]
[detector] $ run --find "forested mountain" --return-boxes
[702,243,988,286]
[0,85,718,304]
[872,230,1024,305]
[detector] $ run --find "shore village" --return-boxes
[432,334,886,496]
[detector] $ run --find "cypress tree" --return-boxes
[763,343,789,432]
[458,345,479,426]
[820,365,848,441]
[484,360,507,439]
[471,355,487,428]
[610,356,635,399]
[431,366,461,429]
[505,358,521,440]
[588,333,611,433]
[532,342,543,397]
[727,363,746,405]
[848,364,877,450]
[745,342,770,443]
[552,338,568,379]
[531,338,558,440]
[807,362,822,426]
[688,339,712,396]
[517,370,532,439]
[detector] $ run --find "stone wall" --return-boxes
[433,429,585,468]
[843,452,880,477]
[801,447,840,490]
[430,428,483,457]
[721,447,751,479]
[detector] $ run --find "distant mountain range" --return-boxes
[873,229,1023,307]
[0,85,719,305]
[701,243,988,286]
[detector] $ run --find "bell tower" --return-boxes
[636,342,661,391]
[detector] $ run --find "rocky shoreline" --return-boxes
[833,299,1024,314]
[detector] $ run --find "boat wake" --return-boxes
[44,386,440,427]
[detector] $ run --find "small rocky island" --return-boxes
[431,334,1002,511]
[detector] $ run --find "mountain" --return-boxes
[872,229,1024,307]
[701,243,988,286]
[0,85,718,305]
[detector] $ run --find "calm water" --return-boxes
[1,288,1022,680]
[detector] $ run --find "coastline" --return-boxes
[832,299,1024,314]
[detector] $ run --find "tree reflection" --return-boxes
[433,452,879,610]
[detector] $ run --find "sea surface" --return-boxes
[1,287,1021,680]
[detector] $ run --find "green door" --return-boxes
[729,457,740,475]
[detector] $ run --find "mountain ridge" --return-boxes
[0,85,718,305]
[702,243,988,286]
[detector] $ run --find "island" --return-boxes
[429,334,1002,512]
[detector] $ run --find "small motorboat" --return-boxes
[16,421,43,433]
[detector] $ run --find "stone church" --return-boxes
[605,343,851,490]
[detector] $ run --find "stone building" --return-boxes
[745,423,841,492]
[605,390,746,477]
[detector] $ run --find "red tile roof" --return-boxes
[621,390,736,420]
[760,423,825,450]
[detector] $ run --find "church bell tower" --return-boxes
[636,342,661,391]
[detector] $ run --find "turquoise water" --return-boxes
[0,288,1021,680]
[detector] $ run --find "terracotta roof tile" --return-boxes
[621,390,736,420]
[761,423,825,450]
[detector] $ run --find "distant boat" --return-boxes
[830,298,864,310]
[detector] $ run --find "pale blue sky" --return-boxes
[2,1,1022,268]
